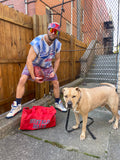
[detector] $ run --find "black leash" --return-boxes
[65,109,96,140]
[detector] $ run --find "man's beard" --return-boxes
[48,34,57,42]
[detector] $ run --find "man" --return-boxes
[6,22,67,119]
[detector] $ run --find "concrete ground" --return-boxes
[0,80,120,160]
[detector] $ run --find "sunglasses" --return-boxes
[49,28,59,35]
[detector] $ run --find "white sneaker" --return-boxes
[6,101,22,119]
[55,100,67,112]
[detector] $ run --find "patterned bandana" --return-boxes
[48,22,60,31]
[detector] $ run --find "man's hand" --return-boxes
[49,71,55,78]
[34,77,44,83]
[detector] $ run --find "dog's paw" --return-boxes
[113,123,118,130]
[80,134,86,140]
[108,116,114,123]
[72,125,79,129]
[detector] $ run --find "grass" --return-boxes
[83,152,100,159]
[66,148,79,152]
[44,140,65,149]
[20,132,42,141]
[20,131,101,159]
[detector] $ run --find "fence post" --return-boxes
[39,15,49,97]
[33,15,40,100]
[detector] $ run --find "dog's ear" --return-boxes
[75,87,80,92]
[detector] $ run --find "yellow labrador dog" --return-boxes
[62,83,119,140]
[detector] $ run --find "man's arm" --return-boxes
[49,52,60,78]
[26,46,38,80]
[54,52,60,73]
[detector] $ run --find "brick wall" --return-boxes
[82,0,109,44]
[1,0,110,44]
[1,0,35,15]
[27,2,35,16]
[2,0,25,13]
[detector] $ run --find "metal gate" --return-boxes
[40,0,120,86]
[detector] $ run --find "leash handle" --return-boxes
[65,109,96,140]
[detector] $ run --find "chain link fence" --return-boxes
[40,0,120,85]
[40,0,119,48]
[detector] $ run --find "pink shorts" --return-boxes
[22,65,58,81]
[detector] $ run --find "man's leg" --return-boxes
[6,75,29,118]
[52,80,60,98]
[16,75,29,98]
[52,80,67,112]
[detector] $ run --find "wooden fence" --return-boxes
[59,32,87,84]
[0,4,34,114]
[0,4,87,114]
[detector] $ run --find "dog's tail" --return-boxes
[100,83,116,89]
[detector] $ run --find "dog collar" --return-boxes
[73,92,81,113]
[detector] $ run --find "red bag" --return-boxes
[20,106,56,130]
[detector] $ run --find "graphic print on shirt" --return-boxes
[30,34,61,68]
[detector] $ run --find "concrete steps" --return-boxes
[84,54,118,85]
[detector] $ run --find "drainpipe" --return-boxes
[25,0,28,15]
[77,0,81,40]
[70,0,73,35]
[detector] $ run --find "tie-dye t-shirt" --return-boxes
[30,34,61,68]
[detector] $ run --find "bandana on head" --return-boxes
[48,22,60,31]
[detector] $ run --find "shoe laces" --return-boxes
[10,107,16,113]
[10,103,17,113]
[58,100,62,104]
[58,101,64,108]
